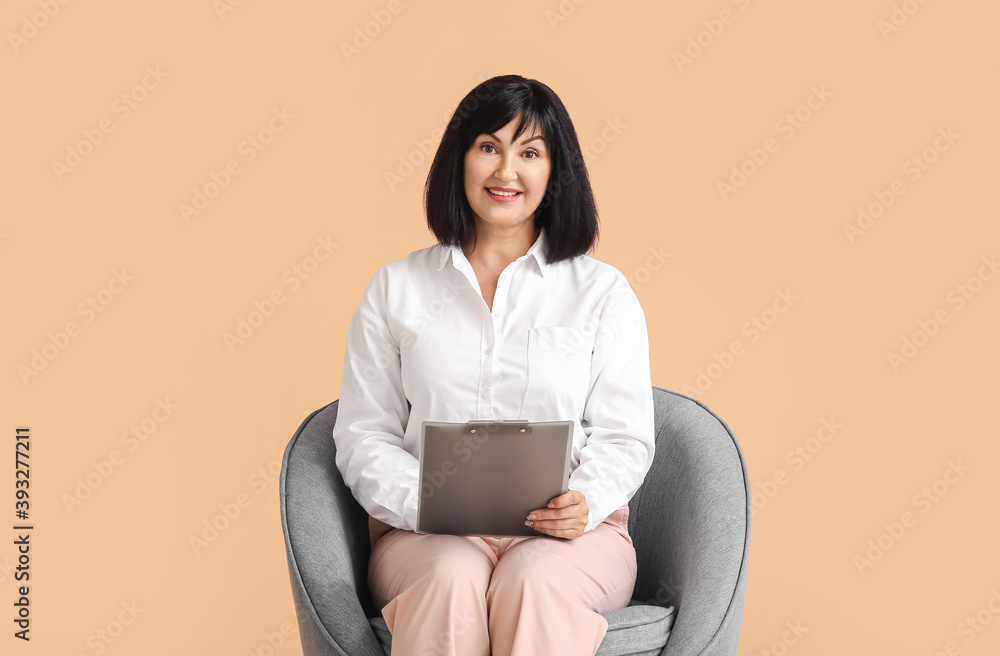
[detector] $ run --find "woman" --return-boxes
[332,74,655,656]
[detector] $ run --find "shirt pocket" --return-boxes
[521,326,595,417]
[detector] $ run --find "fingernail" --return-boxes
[547,503,554,508]
[525,520,533,526]
[527,514,536,520]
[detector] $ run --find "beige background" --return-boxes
[3,0,998,654]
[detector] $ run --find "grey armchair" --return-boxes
[280,386,751,655]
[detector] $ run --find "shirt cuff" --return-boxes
[573,488,597,534]
[403,494,419,533]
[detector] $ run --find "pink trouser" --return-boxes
[367,507,637,656]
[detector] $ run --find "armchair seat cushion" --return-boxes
[368,599,675,655]
[598,601,676,655]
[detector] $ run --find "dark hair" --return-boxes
[424,74,599,263]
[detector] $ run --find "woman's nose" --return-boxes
[496,157,517,180]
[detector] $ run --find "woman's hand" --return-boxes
[525,489,589,540]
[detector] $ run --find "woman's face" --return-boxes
[463,115,551,235]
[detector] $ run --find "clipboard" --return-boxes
[415,419,574,537]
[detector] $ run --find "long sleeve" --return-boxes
[568,278,656,533]
[332,267,420,531]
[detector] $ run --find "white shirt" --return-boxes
[332,226,655,534]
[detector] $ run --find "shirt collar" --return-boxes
[437,226,549,278]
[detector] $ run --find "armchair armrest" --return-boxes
[280,401,386,656]
[630,388,751,656]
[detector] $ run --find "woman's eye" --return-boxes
[479,143,541,159]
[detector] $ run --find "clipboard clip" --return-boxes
[465,419,530,434]
[466,419,530,424]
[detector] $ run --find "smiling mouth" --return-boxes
[486,188,522,197]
